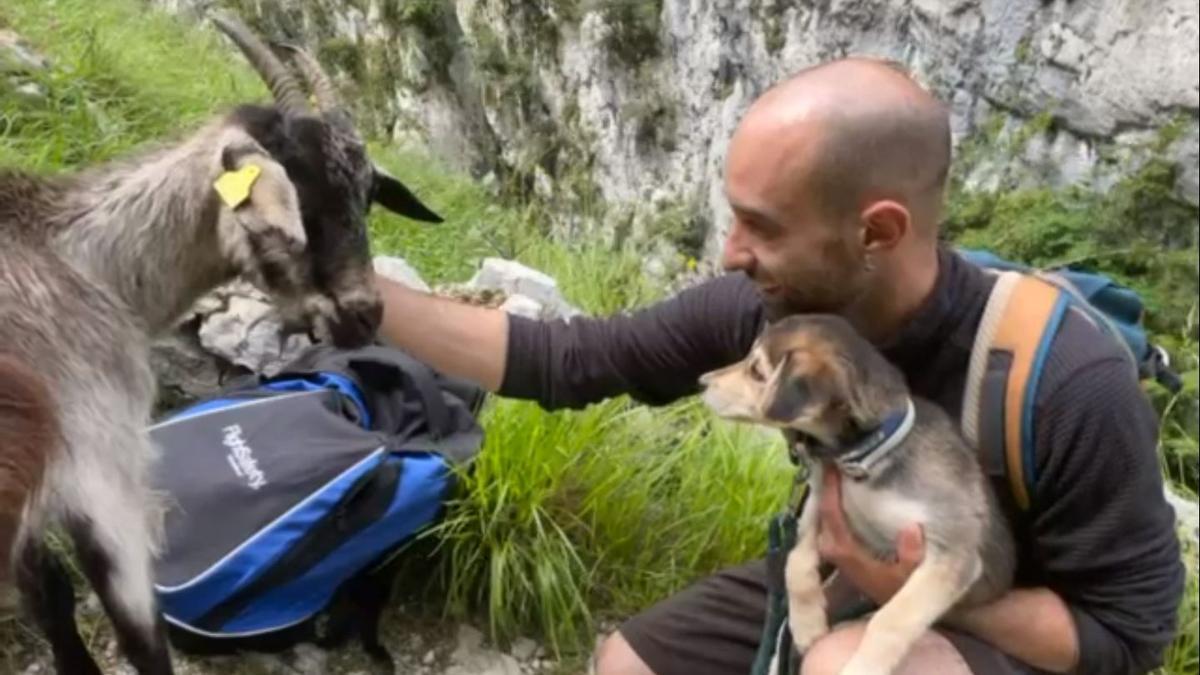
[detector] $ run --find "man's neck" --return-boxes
[849,243,941,345]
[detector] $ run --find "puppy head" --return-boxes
[699,314,903,454]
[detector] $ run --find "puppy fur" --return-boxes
[700,314,1016,675]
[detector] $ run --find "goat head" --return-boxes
[209,11,441,349]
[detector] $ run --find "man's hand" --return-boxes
[816,465,925,605]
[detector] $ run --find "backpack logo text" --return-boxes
[223,424,267,490]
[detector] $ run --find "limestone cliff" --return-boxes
[159,0,1199,264]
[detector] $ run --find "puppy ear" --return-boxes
[764,375,811,424]
[372,164,443,223]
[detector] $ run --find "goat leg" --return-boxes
[68,514,175,675]
[16,537,104,675]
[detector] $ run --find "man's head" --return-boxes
[721,57,951,323]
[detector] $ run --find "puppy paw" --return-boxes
[837,658,877,675]
[788,605,828,654]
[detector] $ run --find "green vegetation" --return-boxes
[1,1,1196,674]
[595,0,662,70]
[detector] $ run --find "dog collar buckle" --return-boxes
[839,461,870,481]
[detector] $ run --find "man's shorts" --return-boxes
[620,559,1036,675]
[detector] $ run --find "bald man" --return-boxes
[375,58,1184,675]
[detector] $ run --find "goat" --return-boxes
[0,12,441,674]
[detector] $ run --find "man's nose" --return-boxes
[721,226,755,272]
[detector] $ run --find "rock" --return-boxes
[423,649,437,665]
[452,623,485,656]
[444,624,523,675]
[149,325,247,414]
[375,255,431,293]
[467,258,583,321]
[1,28,49,102]
[509,637,539,662]
[196,282,312,377]
[290,643,328,675]
[498,294,545,320]
[1165,486,1200,546]
[0,29,49,74]
[157,0,1199,255]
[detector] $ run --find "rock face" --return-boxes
[159,0,1197,261]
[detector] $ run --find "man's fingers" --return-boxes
[896,523,925,566]
[816,466,853,555]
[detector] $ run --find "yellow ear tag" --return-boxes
[214,164,262,209]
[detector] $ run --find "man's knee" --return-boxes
[593,630,655,675]
[799,622,971,675]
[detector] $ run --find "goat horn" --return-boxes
[209,11,310,115]
[274,42,343,115]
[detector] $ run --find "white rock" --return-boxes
[1165,486,1200,546]
[197,291,311,376]
[423,649,437,665]
[374,255,431,293]
[0,29,50,73]
[453,623,485,655]
[469,258,559,306]
[290,643,328,675]
[498,294,545,320]
[510,637,540,661]
[468,258,582,320]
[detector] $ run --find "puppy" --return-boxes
[700,314,1016,675]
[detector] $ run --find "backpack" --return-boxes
[147,343,487,669]
[957,247,1181,513]
[750,247,1181,675]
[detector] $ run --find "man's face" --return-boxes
[720,127,872,322]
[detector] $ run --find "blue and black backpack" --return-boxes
[147,344,486,670]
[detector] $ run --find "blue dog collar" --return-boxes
[837,398,916,480]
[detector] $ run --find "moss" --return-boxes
[625,92,676,152]
[596,0,662,70]
[317,36,364,82]
[1006,110,1055,154]
[643,200,708,260]
[945,159,1199,335]
[386,0,455,83]
[1153,112,1192,154]
[764,19,786,55]
[1014,33,1034,64]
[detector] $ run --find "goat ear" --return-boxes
[216,149,307,250]
[372,164,443,223]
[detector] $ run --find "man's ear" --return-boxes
[859,199,910,253]
[372,164,443,223]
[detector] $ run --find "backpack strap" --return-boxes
[963,271,1071,513]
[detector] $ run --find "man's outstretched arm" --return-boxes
[375,272,765,410]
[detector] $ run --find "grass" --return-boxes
[2,1,1198,673]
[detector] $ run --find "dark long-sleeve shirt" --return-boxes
[499,245,1185,674]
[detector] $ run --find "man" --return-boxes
[374,57,1184,674]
